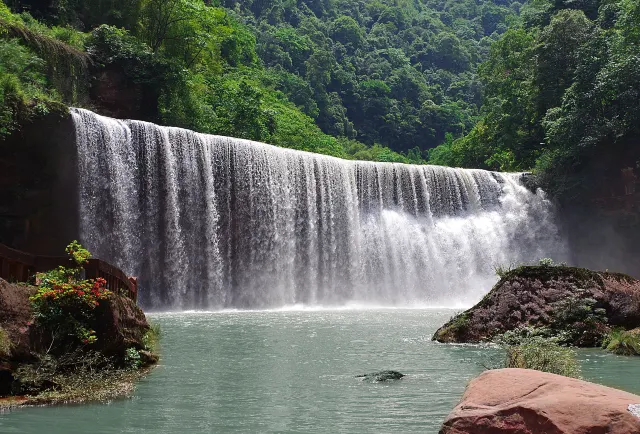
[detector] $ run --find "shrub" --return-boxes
[549,290,609,346]
[504,336,581,378]
[143,322,161,352]
[124,348,141,369]
[493,326,553,346]
[31,241,111,346]
[602,328,640,356]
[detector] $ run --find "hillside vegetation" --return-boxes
[2,0,638,204]
[0,0,520,163]
[429,0,640,201]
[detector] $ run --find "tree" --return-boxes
[330,15,364,49]
[535,10,596,113]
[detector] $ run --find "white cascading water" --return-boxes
[72,108,567,310]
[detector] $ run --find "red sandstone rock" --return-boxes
[440,368,640,434]
[92,291,150,358]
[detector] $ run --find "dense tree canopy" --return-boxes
[0,0,521,164]
[428,0,640,202]
[1,0,638,202]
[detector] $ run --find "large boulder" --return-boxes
[440,368,640,434]
[433,266,640,344]
[91,292,150,359]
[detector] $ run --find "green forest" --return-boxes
[1,0,639,201]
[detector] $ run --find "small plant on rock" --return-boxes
[124,348,142,369]
[538,258,555,267]
[602,328,640,356]
[537,258,568,267]
[493,262,518,278]
[504,336,581,378]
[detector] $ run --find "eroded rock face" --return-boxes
[0,279,36,362]
[91,293,150,359]
[440,368,640,434]
[433,266,640,344]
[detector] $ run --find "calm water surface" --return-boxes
[2,309,640,434]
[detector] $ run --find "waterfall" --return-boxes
[71,108,567,310]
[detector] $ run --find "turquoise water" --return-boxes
[1,309,640,433]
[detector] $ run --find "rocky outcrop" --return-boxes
[91,293,150,359]
[440,368,640,434]
[0,277,153,396]
[0,105,79,255]
[433,266,640,344]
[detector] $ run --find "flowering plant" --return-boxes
[65,240,92,266]
[30,242,111,345]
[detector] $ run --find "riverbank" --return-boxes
[0,363,156,409]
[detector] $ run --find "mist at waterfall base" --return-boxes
[72,108,567,310]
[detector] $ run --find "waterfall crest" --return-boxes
[72,108,566,310]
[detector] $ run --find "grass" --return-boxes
[503,336,581,378]
[143,322,161,353]
[12,367,154,408]
[602,328,640,356]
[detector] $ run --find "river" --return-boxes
[2,309,639,433]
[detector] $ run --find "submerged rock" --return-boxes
[432,265,640,344]
[356,370,404,382]
[440,368,640,434]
